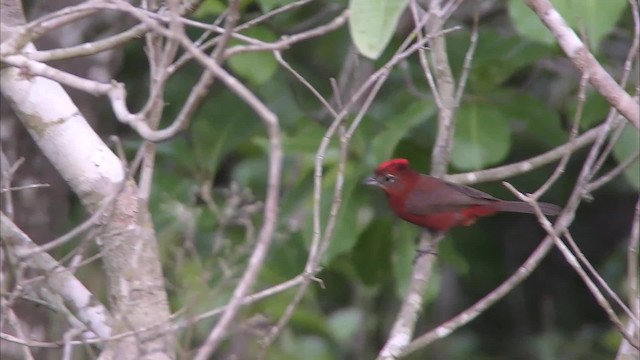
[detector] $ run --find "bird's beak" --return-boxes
[363,176,379,186]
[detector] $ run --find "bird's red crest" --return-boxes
[375,158,409,174]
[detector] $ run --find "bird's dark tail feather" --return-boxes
[495,201,561,216]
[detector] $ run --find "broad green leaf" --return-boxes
[322,192,360,262]
[612,124,640,189]
[508,0,553,45]
[391,222,418,298]
[451,102,511,171]
[499,91,565,146]
[191,95,259,174]
[349,0,410,59]
[258,0,295,12]
[353,219,393,285]
[193,0,225,17]
[370,100,436,164]
[466,31,553,91]
[282,123,338,160]
[228,27,278,85]
[438,236,469,275]
[327,308,363,346]
[568,90,610,129]
[281,335,332,360]
[289,309,333,338]
[391,225,440,301]
[264,231,308,280]
[508,0,628,51]
[302,166,363,264]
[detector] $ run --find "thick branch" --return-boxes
[522,0,639,128]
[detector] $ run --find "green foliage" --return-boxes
[274,332,333,360]
[463,31,553,91]
[570,90,611,129]
[228,27,278,85]
[508,0,628,52]
[612,123,640,189]
[259,0,297,12]
[391,222,419,298]
[326,307,364,346]
[451,102,511,170]
[353,219,393,285]
[129,1,635,358]
[318,178,361,262]
[193,0,226,17]
[498,91,566,147]
[370,100,436,163]
[348,0,409,59]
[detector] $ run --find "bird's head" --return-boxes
[364,158,413,193]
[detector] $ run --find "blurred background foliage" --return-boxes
[68,0,637,358]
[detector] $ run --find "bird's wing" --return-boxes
[404,177,498,215]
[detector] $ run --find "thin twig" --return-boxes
[586,152,640,193]
[409,0,442,108]
[427,0,459,177]
[378,232,441,359]
[444,122,608,185]
[453,7,479,106]
[405,64,630,354]
[18,146,147,257]
[403,236,556,355]
[532,72,588,199]
[627,198,640,317]
[522,0,639,127]
[275,51,337,117]
[379,1,463,357]
[503,183,639,349]
[562,231,637,322]
[4,307,36,360]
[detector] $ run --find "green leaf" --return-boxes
[438,237,469,275]
[508,0,628,51]
[191,95,259,175]
[370,100,436,164]
[499,91,565,146]
[349,0,409,59]
[353,219,393,285]
[227,27,278,85]
[264,231,308,280]
[193,0,225,17]
[302,167,363,264]
[451,102,511,171]
[391,222,418,298]
[281,335,332,360]
[391,225,440,301]
[322,191,360,262]
[467,31,553,91]
[327,308,363,346]
[258,0,295,12]
[568,90,610,130]
[612,123,640,189]
[508,0,554,45]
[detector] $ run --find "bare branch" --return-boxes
[445,122,607,185]
[379,1,464,358]
[378,233,441,359]
[453,8,479,106]
[522,0,639,128]
[503,183,639,349]
[1,213,113,340]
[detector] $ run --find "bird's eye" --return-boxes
[384,174,396,183]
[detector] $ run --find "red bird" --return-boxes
[365,159,560,233]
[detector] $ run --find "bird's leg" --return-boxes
[415,247,438,257]
[413,230,445,262]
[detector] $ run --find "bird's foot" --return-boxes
[414,247,438,263]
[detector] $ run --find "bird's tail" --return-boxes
[494,201,561,216]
